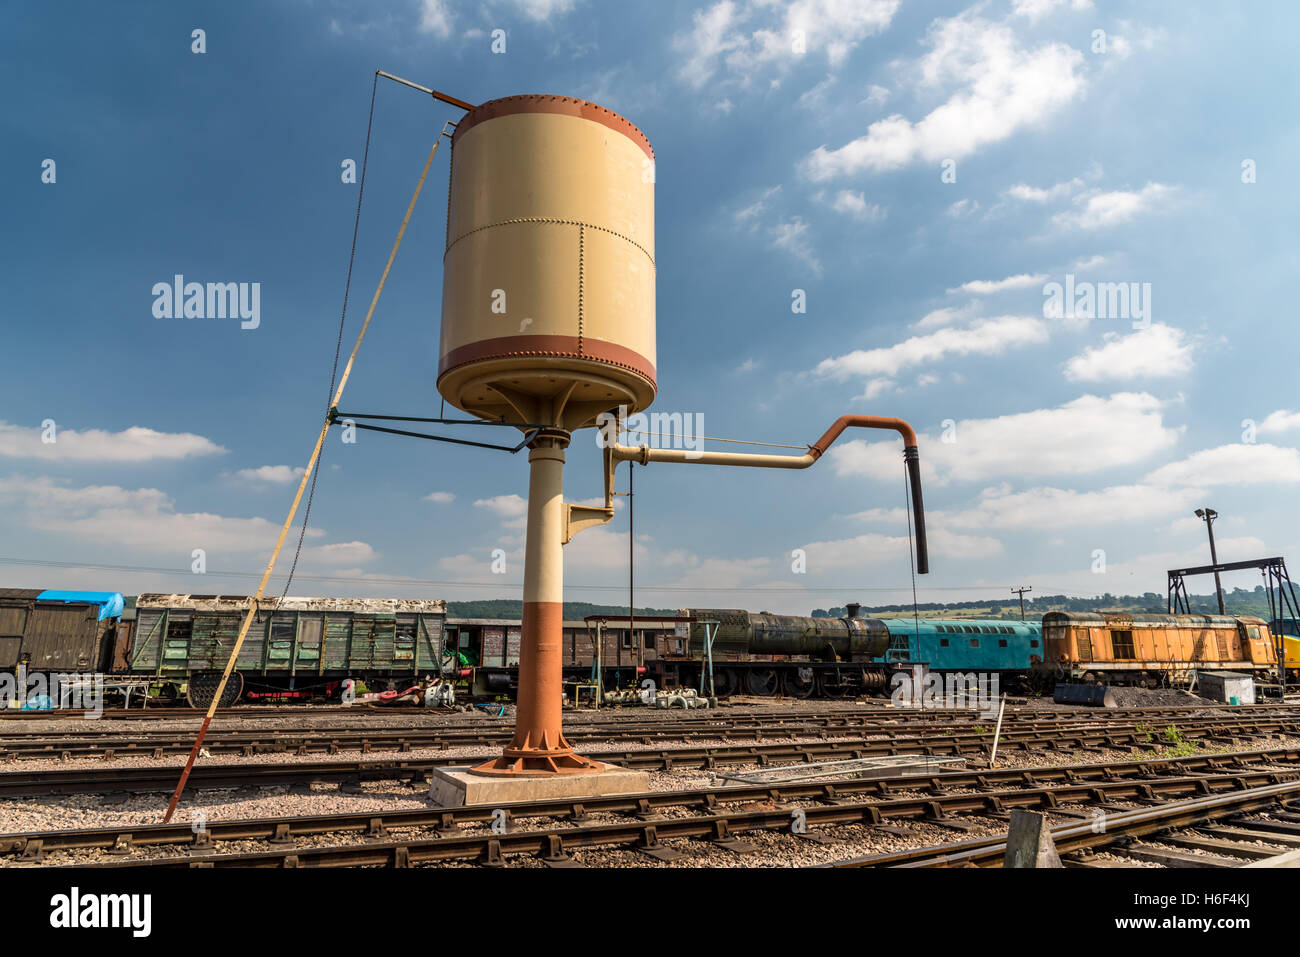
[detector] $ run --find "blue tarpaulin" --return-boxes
[36,591,125,620]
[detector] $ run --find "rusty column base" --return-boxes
[469,744,604,776]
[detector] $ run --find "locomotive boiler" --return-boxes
[680,603,891,697]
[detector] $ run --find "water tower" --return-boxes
[430,95,659,800]
[428,93,929,807]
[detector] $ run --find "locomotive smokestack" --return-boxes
[845,602,861,620]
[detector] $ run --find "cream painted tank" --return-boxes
[437,95,657,431]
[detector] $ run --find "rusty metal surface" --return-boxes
[135,594,447,614]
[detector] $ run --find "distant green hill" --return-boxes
[812,584,1297,620]
[447,599,678,620]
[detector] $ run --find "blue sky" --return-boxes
[2,0,1298,614]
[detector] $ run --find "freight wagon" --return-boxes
[453,617,679,696]
[0,589,124,674]
[127,594,448,705]
[1038,612,1283,686]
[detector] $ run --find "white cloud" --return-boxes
[1145,444,1300,488]
[1023,536,1268,597]
[852,483,1206,533]
[1012,0,1093,21]
[802,528,1004,570]
[814,316,1049,380]
[0,421,224,462]
[0,475,370,562]
[734,187,819,269]
[234,465,305,484]
[855,378,895,401]
[828,392,1181,484]
[424,491,456,504]
[1258,410,1300,435]
[947,198,980,218]
[863,84,890,106]
[417,0,452,37]
[946,483,1206,530]
[1108,21,1166,60]
[1004,177,1084,202]
[673,0,898,90]
[951,273,1049,295]
[801,12,1085,178]
[1064,323,1194,382]
[914,304,977,329]
[1053,183,1175,230]
[304,541,377,564]
[769,216,823,276]
[511,0,577,21]
[473,493,528,518]
[831,189,885,221]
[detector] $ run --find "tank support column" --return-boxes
[472,430,601,775]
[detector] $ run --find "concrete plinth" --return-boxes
[428,762,651,807]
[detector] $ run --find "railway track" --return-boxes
[0,710,1297,764]
[15,746,1300,868]
[3,700,1298,722]
[2,712,1300,796]
[830,778,1300,868]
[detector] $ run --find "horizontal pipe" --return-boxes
[609,414,929,574]
[375,70,476,112]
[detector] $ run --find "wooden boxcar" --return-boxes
[1039,612,1278,685]
[127,594,447,699]
[0,589,123,673]
[452,617,677,696]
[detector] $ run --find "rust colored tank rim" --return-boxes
[437,334,658,391]
[452,93,654,160]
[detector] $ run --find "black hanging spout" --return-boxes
[903,445,929,575]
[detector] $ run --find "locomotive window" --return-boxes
[939,638,949,647]
[998,639,1007,648]
[166,619,192,641]
[1110,629,1135,659]
[643,631,654,649]
[969,639,979,648]
[1249,626,1260,639]
[270,617,296,641]
[1030,640,1040,648]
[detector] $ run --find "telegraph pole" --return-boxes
[1011,586,1032,621]
[1195,508,1226,615]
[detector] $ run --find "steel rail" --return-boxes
[60,767,1300,868]
[830,778,1300,868]
[9,745,1300,862]
[3,712,1297,765]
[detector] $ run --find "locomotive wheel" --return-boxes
[186,672,243,709]
[746,668,780,696]
[817,672,854,698]
[783,669,817,698]
[708,669,735,697]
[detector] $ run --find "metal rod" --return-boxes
[343,420,534,453]
[989,694,1007,768]
[333,411,549,429]
[376,69,475,112]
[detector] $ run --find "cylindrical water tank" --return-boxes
[438,95,657,429]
